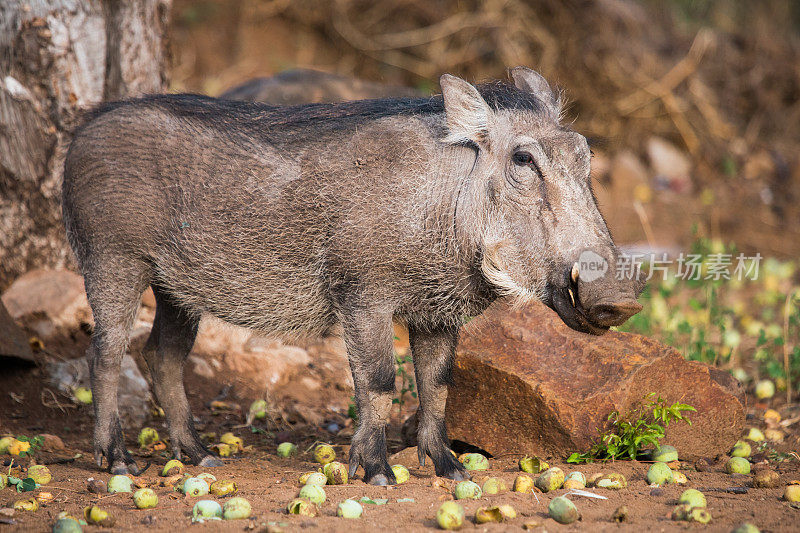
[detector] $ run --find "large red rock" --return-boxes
[445,301,745,460]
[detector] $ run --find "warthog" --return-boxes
[62,67,642,484]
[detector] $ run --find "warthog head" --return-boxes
[442,67,643,334]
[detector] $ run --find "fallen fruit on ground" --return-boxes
[732,523,760,533]
[647,462,673,486]
[197,472,216,483]
[249,399,268,419]
[209,479,238,496]
[535,467,565,492]
[755,379,774,399]
[753,469,780,488]
[107,475,134,493]
[14,497,39,511]
[299,483,326,504]
[337,499,363,518]
[314,444,336,464]
[161,459,184,477]
[475,504,516,523]
[28,465,52,485]
[277,442,297,457]
[223,497,252,520]
[132,487,158,509]
[137,427,159,448]
[0,436,15,453]
[299,472,327,486]
[220,432,243,452]
[453,480,482,499]
[8,439,31,456]
[192,500,223,522]
[611,505,628,522]
[746,428,765,442]
[548,496,579,524]
[181,477,210,497]
[726,457,751,474]
[83,505,114,527]
[287,498,318,516]
[651,445,679,462]
[519,455,548,473]
[436,501,464,530]
[687,507,712,524]
[595,472,627,489]
[513,474,534,493]
[211,443,232,457]
[324,461,348,484]
[784,484,800,502]
[459,452,489,470]
[391,464,410,484]
[52,517,83,533]
[563,471,586,489]
[679,489,707,508]
[36,491,54,504]
[731,440,751,458]
[672,471,688,484]
[764,428,784,442]
[482,477,507,494]
[73,387,92,405]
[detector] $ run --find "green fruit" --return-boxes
[277,442,297,457]
[0,473,7,489]
[755,379,775,399]
[14,498,39,511]
[132,488,158,509]
[223,497,252,520]
[453,480,482,500]
[73,387,92,405]
[646,462,673,486]
[548,496,579,524]
[52,517,83,533]
[337,499,363,518]
[687,508,712,524]
[731,440,751,458]
[651,445,679,463]
[314,444,336,464]
[679,489,706,508]
[192,500,223,522]
[323,461,349,484]
[519,455,548,474]
[460,453,489,471]
[249,399,268,419]
[784,484,800,502]
[182,477,210,497]
[299,483,326,505]
[732,523,760,533]
[107,475,134,493]
[535,467,565,492]
[0,436,15,454]
[595,472,627,489]
[481,477,507,494]
[209,479,238,496]
[513,474,534,493]
[725,457,751,474]
[745,428,765,442]
[28,465,52,485]
[436,501,464,530]
[161,459,184,477]
[391,464,410,484]
[287,498,318,516]
[137,427,159,448]
[300,472,327,486]
[83,505,114,527]
[197,472,216,483]
[475,504,516,523]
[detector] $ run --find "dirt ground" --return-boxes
[1,352,799,532]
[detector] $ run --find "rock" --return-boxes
[1,269,91,336]
[47,354,151,426]
[0,300,34,363]
[444,302,744,460]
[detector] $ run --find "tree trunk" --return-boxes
[0,0,171,290]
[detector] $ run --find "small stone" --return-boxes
[611,505,628,522]
[87,479,106,493]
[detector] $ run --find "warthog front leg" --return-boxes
[409,324,469,480]
[340,307,397,485]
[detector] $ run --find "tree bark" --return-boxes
[0,0,171,289]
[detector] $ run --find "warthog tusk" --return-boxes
[571,262,579,284]
[567,288,576,307]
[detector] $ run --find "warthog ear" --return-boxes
[509,66,561,119]
[440,74,492,146]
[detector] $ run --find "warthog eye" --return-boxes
[512,151,534,166]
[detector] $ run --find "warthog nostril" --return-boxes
[587,300,643,327]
